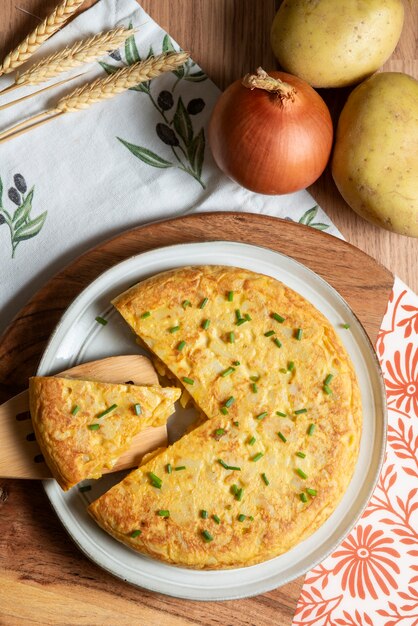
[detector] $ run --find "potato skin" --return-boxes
[332,72,418,237]
[271,0,404,88]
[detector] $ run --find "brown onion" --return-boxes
[208,68,333,195]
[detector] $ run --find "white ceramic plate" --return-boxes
[38,241,386,601]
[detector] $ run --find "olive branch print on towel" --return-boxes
[100,28,208,188]
[0,173,47,258]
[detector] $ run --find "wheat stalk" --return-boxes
[15,27,133,86]
[56,51,189,112]
[0,0,86,76]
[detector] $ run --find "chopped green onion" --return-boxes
[220,407,229,415]
[148,472,162,489]
[295,328,303,340]
[235,309,242,321]
[218,459,241,471]
[236,487,243,501]
[141,311,151,319]
[250,375,260,382]
[324,374,334,386]
[134,403,142,416]
[296,468,308,479]
[307,424,316,436]
[236,318,247,326]
[88,423,100,430]
[225,396,235,408]
[279,368,287,374]
[296,451,306,459]
[278,431,287,443]
[248,516,254,521]
[233,421,239,427]
[323,385,332,395]
[97,404,118,419]
[202,319,210,330]
[175,465,186,471]
[255,412,268,420]
[215,428,225,437]
[199,297,209,309]
[272,313,285,323]
[229,331,235,343]
[276,411,287,417]
[273,338,282,348]
[233,360,241,366]
[79,485,91,493]
[169,325,180,333]
[71,405,80,416]
[182,300,191,308]
[202,530,213,542]
[177,340,186,351]
[212,514,221,524]
[227,291,234,301]
[221,367,235,377]
[342,323,350,329]
[130,529,142,538]
[300,493,308,503]
[288,361,295,371]
[201,510,208,519]
[238,514,246,522]
[245,314,252,321]
[252,383,258,393]
[261,473,269,486]
[295,408,307,415]
[264,330,275,337]
[307,488,317,497]
[231,484,238,496]
[182,377,195,385]
[157,510,170,517]
[95,316,108,325]
[166,463,172,474]
[251,452,264,462]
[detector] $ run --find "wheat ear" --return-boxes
[0,0,86,76]
[15,27,134,87]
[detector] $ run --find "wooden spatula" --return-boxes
[0,355,168,480]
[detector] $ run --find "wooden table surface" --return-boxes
[0,2,416,625]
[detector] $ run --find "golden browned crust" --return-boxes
[29,377,180,490]
[88,265,362,568]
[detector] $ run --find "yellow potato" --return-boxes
[271,0,404,88]
[332,72,418,238]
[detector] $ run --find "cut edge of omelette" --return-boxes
[29,376,180,491]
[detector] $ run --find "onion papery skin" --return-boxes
[208,71,333,195]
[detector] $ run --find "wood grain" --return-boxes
[0,213,393,626]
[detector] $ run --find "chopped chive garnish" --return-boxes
[130,529,142,538]
[95,316,108,325]
[224,396,235,408]
[295,328,303,340]
[182,377,195,385]
[166,463,172,474]
[295,408,307,415]
[250,375,260,382]
[218,459,241,471]
[79,485,91,492]
[201,510,208,519]
[256,412,268,420]
[342,323,350,329]
[261,473,269,486]
[71,405,80,416]
[248,436,256,446]
[220,407,229,415]
[175,466,186,471]
[248,516,254,521]
[212,514,221,524]
[236,318,247,326]
[88,423,100,430]
[296,468,308,479]
[221,367,235,377]
[233,421,239,427]
[148,472,162,489]
[141,311,151,319]
[296,451,306,458]
[238,514,246,522]
[324,374,334,386]
[300,493,308,503]
[199,297,209,309]
[202,530,213,542]
[245,314,252,321]
[177,340,186,351]
[202,319,210,330]
[323,385,333,395]
[236,488,243,501]
[229,331,235,344]
[276,411,287,417]
[252,452,264,462]
[272,313,285,323]
[252,383,258,393]
[215,428,225,436]
[233,360,241,366]
[307,488,317,497]
[278,431,287,443]
[307,424,316,436]
[231,484,238,496]
[279,368,287,374]
[182,300,191,308]
[134,403,142,416]
[288,361,295,371]
[227,291,234,301]
[97,404,117,419]
[273,338,282,348]
[235,309,242,321]
[264,330,275,337]
[157,510,170,517]
[169,325,180,333]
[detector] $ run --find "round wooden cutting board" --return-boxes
[0,212,393,625]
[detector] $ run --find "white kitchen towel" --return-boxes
[0,0,339,336]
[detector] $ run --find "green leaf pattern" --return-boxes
[297,206,330,231]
